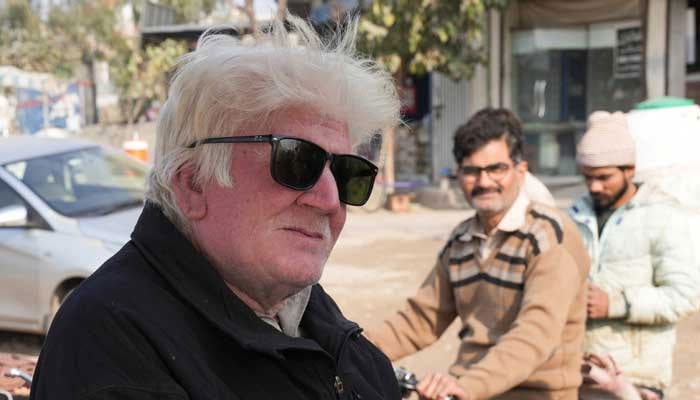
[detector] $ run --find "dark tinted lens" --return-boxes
[485,163,509,179]
[272,138,327,189]
[459,165,480,177]
[331,155,378,206]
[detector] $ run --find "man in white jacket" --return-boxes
[569,111,700,399]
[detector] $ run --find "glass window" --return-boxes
[512,21,643,175]
[0,179,24,209]
[4,147,148,217]
[0,178,27,228]
[688,1,700,72]
[686,2,700,104]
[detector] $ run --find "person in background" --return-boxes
[523,171,555,207]
[0,87,16,137]
[366,107,590,400]
[30,15,402,400]
[569,111,700,400]
[455,109,556,207]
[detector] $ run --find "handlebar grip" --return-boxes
[6,368,32,384]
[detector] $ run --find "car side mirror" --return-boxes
[0,204,28,227]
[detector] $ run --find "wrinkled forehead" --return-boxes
[276,109,348,133]
[262,107,351,151]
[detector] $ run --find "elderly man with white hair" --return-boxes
[30,16,402,400]
[570,111,700,400]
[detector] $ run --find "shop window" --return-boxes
[512,21,644,175]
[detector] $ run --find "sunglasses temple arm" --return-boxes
[187,135,274,148]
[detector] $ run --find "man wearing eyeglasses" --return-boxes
[570,111,700,400]
[366,108,590,400]
[31,16,402,400]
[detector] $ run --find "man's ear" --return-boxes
[517,160,529,183]
[172,164,207,220]
[624,165,636,182]
[518,160,529,173]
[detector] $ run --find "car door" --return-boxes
[0,176,41,331]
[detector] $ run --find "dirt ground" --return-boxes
[1,207,699,398]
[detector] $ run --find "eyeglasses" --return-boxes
[457,162,515,182]
[187,135,378,206]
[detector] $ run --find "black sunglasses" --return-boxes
[187,135,378,206]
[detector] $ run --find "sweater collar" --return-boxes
[459,189,530,241]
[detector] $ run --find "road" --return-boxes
[1,206,699,398]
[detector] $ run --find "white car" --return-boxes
[0,136,148,334]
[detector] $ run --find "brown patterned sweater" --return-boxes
[366,201,590,400]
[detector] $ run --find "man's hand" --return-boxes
[416,372,468,400]
[581,353,641,400]
[587,283,609,319]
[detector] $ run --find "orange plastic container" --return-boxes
[123,133,148,162]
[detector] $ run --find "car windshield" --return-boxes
[3,146,148,217]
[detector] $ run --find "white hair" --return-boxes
[146,14,400,233]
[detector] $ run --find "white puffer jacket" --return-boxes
[569,183,700,390]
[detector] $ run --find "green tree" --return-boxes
[354,0,508,197]
[159,0,216,23]
[0,0,68,74]
[111,38,188,125]
[357,0,508,81]
[0,0,130,77]
[47,0,131,73]
[47,0,132,123]
[0,0,39,31]
[0,0,190,125]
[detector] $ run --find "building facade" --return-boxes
[477,0,689,176]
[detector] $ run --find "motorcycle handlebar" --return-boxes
[5,368,32,385]
[394,367,456,400]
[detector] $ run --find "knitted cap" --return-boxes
[576,111,636,167]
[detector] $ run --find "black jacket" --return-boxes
[31,203,400,400]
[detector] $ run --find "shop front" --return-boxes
[486,0,687,177]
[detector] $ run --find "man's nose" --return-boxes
[475,169,496,185]
[298,164,342,212]
[588,180,603,193]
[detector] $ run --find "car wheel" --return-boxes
[45,282,80,334]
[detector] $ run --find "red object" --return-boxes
[399,85,417,115]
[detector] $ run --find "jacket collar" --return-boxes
[569,195,596,221]
[130,203,354,358]
[303,285,361,358]
[569,182,655,222]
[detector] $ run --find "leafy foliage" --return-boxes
[357,0,508,81]
[0,0,189,123]
[159,0,216,23]
[1,0,39,31]
[0,0,129,77]
[47,0,130,61]
[110,39,188,124]
[0,0,65,74]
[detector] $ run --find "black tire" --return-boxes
[45,285,77,333]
